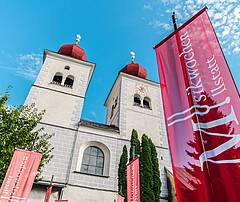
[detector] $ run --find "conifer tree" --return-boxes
[129,129,140,161]
[140,134,154,202]
[149,138,161,202]
[118,145,128,201]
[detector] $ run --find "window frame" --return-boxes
[64,75,74,88]
[133,94,141,106]
[52,72,63,85]
[143,96,151,109]
[80,146,105,176]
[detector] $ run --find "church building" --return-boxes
[25,35,171,202]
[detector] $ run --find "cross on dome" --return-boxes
[130,51,135,63]
[75,34,81,45]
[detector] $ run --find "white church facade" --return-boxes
[25,37,172,202]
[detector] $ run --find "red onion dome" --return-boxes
[58,44,87,61]
[120,51,147,79]
[120,63,147,79]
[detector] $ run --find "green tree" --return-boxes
[140,134,154,202]
[118,145,128,201]
[0,94,54,185]
[129,129,140,161]
[149,138,161,202]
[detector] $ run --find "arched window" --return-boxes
[64,75,74,88]
[110,97,118,118]
[143,97,151,109]
[52,72,63,85]
[81,146,104,176]
[134,94,141,106]
[110,105,114,118]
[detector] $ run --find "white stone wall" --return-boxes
[68,126,121,191]
[34,51,94,97]
[105,78,121,127]
[29,122,170,201]
[63,185,117,202]
[27,49,172,201]
[105,73,169,147]
[26,87,84,128]
[37,123,77,183]
[114,73,169,149]
[104,72,172,200]
[25,50,95,128]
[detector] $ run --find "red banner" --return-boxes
[155,7,240,202]
[44,186,53,202]
[127,157,140,202]
[0,149,42,202]
[118,194,125,202]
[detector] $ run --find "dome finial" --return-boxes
[75,34,81,45]
[130,51,135,63]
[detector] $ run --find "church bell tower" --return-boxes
[25,35,95,129]
[105,52,169,150]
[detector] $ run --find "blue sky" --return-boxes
[0,0,239,123]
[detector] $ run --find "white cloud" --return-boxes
[143,4,153,10]
[233,47,240,54]
[16,53,42,80]
[144,0,240,55]
[149,20,171,30]
[0,52,42,80]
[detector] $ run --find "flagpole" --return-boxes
[44,175,54,202]
[172,11,177,31]
[154,7,207,49]
[50,175,54,186]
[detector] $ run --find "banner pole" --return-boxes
[44,175,54,202]
[154,6,208,49]
[50,175,54,185]
[171,11,178,31]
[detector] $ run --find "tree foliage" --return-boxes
[149,138,161,202]
[140,134,154,202]
[129,129,140,161]
[0,94,54,185]
[118,130,161,202]
[118,145,128,201]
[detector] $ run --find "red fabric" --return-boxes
[155,8,240,202]
[44,186,53,202]
[58,44,87,61]
[0,149,42,202]
[127,157,140,202]
[118,194,125,202]
[120,63,147,79]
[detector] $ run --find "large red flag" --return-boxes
[155,7,240,202]
[127,157,140,202]
[0,149,42,202]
